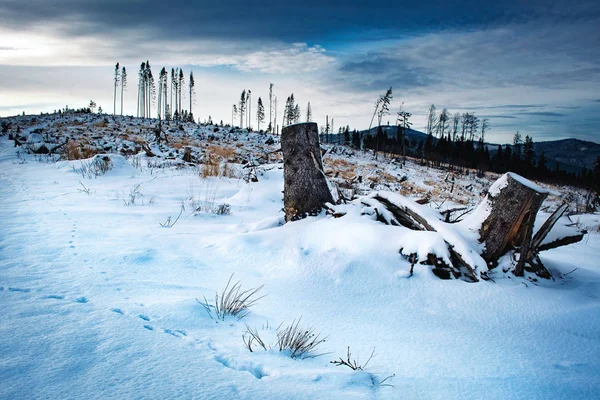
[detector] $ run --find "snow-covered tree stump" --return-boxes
[476,173,548,265]
[356,172,585,281]
[470,172,583,278]
[282,122,333,221]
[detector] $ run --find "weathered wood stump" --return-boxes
[282,122,333,221]
[476,173,549,264]
[356,172,585,281]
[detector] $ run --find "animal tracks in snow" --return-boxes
[214,353,269,379]
[7,287,32,293]
[45,295,65,300]
[2,285,90,305]
[109,307,190,341]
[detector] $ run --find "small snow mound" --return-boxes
[214,354,268,379]
[27,133,44,144]
[399,231,451,265]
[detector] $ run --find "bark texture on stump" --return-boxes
[282,122,334,221]
[477,173,548,264]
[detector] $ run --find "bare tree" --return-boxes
[306,102,312,122]
[451,112,460,142]
[375,87,393,158]
[157,67,168,120]
[239,90,246,128]
[268,83,274,133]
[178,69,184,115]
[397,103,412,161]
[256,97,265,131]
[437,108,449,138]
[294,104,300,124]
[480,118,490,142]
[113,62,120,115]
[274,96,278,134]
[170,68,175,118]
[189,71,195,121]
[137,62,145,118]
[426,104,437,136]
[120,66,127,116]
[247,90,252,129]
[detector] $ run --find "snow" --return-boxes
[488,172,510,197]
[534,212,585,247]
[488,172,549,198]
[506,172,550,194]
[1,115,600,399]
[399,231,451,265]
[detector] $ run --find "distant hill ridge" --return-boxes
[358,125,599,170]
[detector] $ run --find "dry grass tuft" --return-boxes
[63,140,98,160]
[200,151,237,179]
[198,274,264,321]
[276,318,327,359]
[207,145,237,161]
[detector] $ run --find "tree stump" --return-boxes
[183,147,192,163]
[475,173,548,264]
[282,122,333,221]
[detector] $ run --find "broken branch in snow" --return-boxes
[440,207,471,223]
[141,143,156,157]
[330,346,375,371]
[159,204,184,228]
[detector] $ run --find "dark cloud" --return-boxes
[0,0,596,43]
[467,104,545,110]
[517,111,566,117]
[337,54,438,91]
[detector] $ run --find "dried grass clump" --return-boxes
[62,139,98,160]
[200,152,237,179]
[64,140,82,160]
[198,274,264,321]
[200,153,220,178]
[276,318,327,359]
[208,145,237,161]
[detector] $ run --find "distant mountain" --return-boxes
[360,125,429,142]
[360,126,600,171]
[533,138,600,172]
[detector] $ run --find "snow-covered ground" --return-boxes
[1,114,599,399]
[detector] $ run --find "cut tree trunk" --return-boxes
[282,122,333,221]
[477,173,548,265]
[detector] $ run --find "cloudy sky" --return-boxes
[1,0,599,143]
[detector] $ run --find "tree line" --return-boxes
[106,67,597,196]
[112,61,196,123]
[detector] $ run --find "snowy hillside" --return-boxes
[1,113,599,399]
